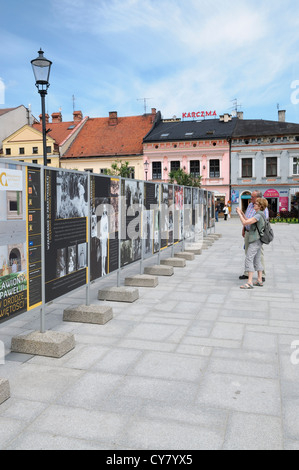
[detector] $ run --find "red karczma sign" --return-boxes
[182,111,217,119]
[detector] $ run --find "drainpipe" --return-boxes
[228,137,232,202]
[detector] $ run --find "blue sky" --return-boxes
[2,0,299,123]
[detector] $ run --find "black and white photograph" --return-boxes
[77,243,87,270]
[133,237,142,261]
[56,171,88,219]
[144,182,159,210]
[121,239,133,267]
[110,178,119,233]
[153,211,160,253]
[99,201,109,276]
[124,180,143,211]
[56,248,67,278]
[142,210,153,257]
[67,245,77,274]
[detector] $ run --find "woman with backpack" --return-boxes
[236,197,268,289]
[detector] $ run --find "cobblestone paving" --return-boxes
[0,217,299,450]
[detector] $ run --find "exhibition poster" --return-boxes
[143,182,160,257]
[44,169,88,303]
[90,174,119,280]
[121,179,143,267]
[0,165,27,321]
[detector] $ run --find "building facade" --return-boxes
[0,106,37,150]
[143,113,237,210]
[1,111,87,167]
[60,110,158,179]
[231,111,299,215]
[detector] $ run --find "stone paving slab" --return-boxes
[0,220,299,449]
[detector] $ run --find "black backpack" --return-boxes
[256,213,274,244]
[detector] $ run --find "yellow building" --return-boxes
[1,111,88,168]
[2,124,59,167]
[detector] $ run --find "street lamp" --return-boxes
[144,160,149,181]
[31,49,52,166]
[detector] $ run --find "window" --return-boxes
[190,160,200,177]
[293,157,299,175]
[32,147,38,154]
[7,191,23,219]
[266,157,277,177]
[19,147,25,155]
[46,159,52,164]
[32,159,38,164]
[242,158,252,177]
[46,146,51,153]
[152,162,162,180]
[5,148,11,155]
[209,159,220,178]
[129,167,135,179]
[84,169,93,173]
[170,161,180,172]
[100,169,107,174]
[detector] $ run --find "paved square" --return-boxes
[0,218,299,449]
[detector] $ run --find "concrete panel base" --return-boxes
[125,274,158,288]
[174,252,195,261]
[11,331,75,359]
[184,245,202,255]
[63,304,113,325]
[0,378,10,405]
[160,257,186,267]
[203,239,214,245]
[144,265,174,276]
[98,286,139,303]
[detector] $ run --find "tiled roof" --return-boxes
[33,119,85,146]
[143,117,238,142]
[232,119,299,137]
[62,113,156,158]
[0,107,18,116]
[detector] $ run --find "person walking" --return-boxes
[239,190,269,282]
[236,197,268,289]
[215,203,219,222]
[223,205,229,221]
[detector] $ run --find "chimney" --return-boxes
[219,113,232,123]
[39,113,49,123]
[278,110,286,122]
[151,108,156,122]
[237,111,244,120]
[73,110,83,122]
[52,112,62,123]
[109,111,118,126]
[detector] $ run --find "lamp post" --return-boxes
[144,160,149,181]
[31,49,52,166]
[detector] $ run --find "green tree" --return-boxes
[104,160,133,178]
[169,168,201,187]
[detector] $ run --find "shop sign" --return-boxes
[182,111,217,119]
[264,189,279,198]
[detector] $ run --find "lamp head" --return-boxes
[31,49,52,93]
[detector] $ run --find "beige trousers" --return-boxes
[243,231,266,277]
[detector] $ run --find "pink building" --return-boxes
[143,113,237,208]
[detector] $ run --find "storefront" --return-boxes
[231,186,299,215]
[263,189,279,213]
